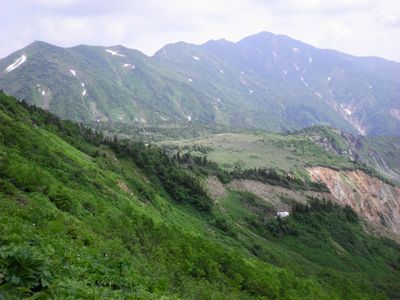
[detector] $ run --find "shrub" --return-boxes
[48,186,77,213]
[0,245,53,296]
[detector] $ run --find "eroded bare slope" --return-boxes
[308,167,400,237]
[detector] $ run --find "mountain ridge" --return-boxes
[1,31,399,135]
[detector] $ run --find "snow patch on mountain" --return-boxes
[82,89,87,96]
[357,127,366,136]
[219,69,224,74]
[154,112,168,121]
[292,47,299,53]
[294,64,299,71]
[81,82,85,87]
[41,90,45,96]
[328,77,331,82]
[186,116,192,121]
[283,70,287,75]
[308,57,312,64]
[314,92,322,99]
[188,78,193,82]
[249,89,253,94]
[105,49,125,57]
[272,51,277,58]
[192,56,200,61]
[70,69,76,77]
[5,54,27,72]
[123,63,135,69]
[300,77,309,88]
[344,108,352,116]
[340,104,354,116]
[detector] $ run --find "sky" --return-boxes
[1,0,400,61]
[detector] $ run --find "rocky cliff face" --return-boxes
[308,167,400,238]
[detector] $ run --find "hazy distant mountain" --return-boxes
[1,32,399,135]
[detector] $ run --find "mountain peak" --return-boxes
[242,30,275,39]
[27,40,62,50]
[0,32,399,135]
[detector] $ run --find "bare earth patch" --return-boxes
[308,166,400,240]
[227,179,330,206]
[204,176,227,200]
[117,179,133,195]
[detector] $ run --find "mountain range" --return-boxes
[1,31,399,135]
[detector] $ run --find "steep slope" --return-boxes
[308,167,400,238]
[154,38,352,133]
[1,92,400,298]
[1,32,400,134]
[294,126,400,183]
[0,41,216,125]
[359,135,400,182]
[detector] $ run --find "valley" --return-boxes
[1,92,400,298]
[1,30,400,299]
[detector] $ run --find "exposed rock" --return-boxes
[306,128,361,161]
[308,167,400,239]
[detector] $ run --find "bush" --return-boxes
[48,186,77,213]
[0,245,53,296]
[107,140,213,211]
[211,216,230,233]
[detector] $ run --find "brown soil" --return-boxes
[308,167,400,239]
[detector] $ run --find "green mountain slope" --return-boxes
[0,41,217,125]
[358,135,400,182]
[1,92,400,299]
[1,31,399,135]
[158,32,400,135]
[291,126,400,184]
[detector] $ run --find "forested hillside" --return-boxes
[1,92,400,299]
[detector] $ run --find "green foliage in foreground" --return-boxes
[216,192,400,299]
[0,92,399,299]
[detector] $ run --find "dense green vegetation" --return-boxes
[1,92,400,299]
[92,121,241,142]
[106,140,213,211]
[215,193,400,299]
